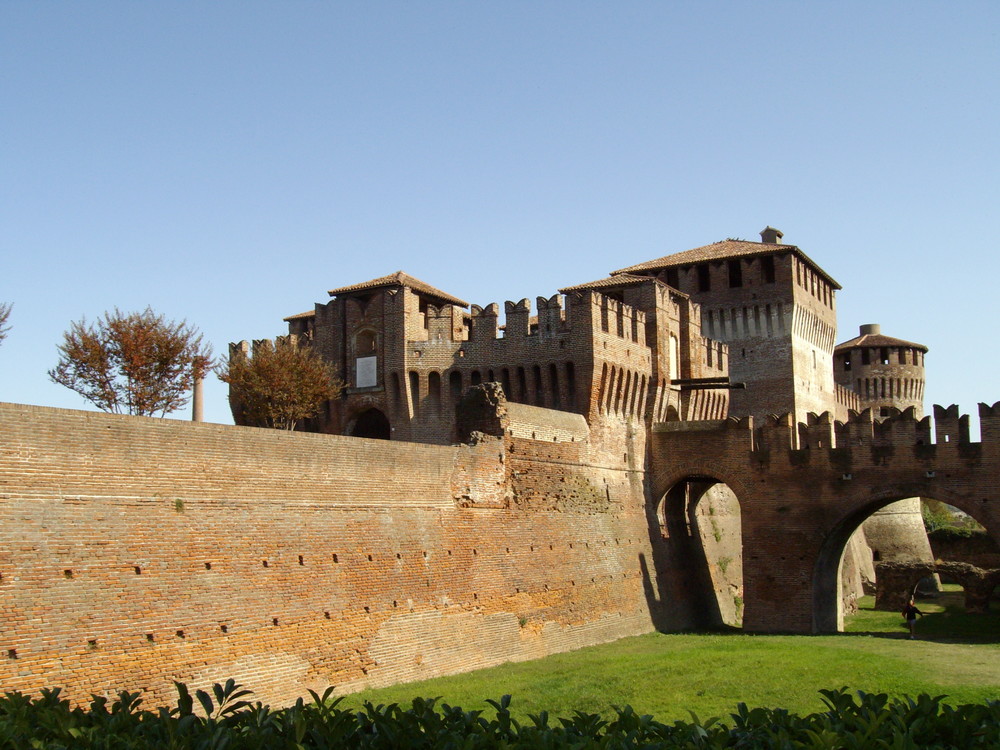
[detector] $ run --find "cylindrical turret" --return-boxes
[833,324,927,417]
[834,323,937,592]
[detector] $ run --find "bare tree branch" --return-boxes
[0,302,11,346]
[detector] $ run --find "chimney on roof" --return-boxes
[859,323,881,336]
[759,226,783,244]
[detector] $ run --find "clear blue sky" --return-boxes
[2,2,998,428]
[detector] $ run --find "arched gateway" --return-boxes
[348,408,391,440]
[652,403,1000,633]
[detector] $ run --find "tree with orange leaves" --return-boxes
[49,307,212,417]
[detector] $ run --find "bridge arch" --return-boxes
[813,483,999,632]
[649,465,749,630]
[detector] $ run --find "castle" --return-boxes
[4,227,990,708]
[240,227,877,440]
[233,226,936,608]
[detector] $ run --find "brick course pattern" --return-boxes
[0,401,664,706]
[652,403,1000,633]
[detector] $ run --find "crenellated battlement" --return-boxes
[398,288,650,347]
[229,334,309,360]
[657,402,1000,458]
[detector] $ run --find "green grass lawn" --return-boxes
[337,593,1000,722]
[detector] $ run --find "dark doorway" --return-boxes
[350,408,390,440]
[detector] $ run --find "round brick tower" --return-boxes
[835,324,936,590]
[834,323,927,418]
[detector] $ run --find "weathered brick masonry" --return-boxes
[0,402,665,706]
[652,403,1000,633]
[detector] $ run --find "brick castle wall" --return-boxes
[0,402,665,706]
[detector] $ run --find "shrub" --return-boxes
[0,682,997,748]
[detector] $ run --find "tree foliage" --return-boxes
[0,302,11,346]
[48,308,212,417]
[219,338,342,431]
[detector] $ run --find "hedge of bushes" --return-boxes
[1,680,997,749]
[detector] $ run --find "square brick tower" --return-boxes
[612,227,840,423]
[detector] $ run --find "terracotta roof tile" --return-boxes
[283,310,316,322]
[559,273,653,293]
[327,271,469,307]
[835,333,927,352]
[612,239,841,290]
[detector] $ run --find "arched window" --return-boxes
[449,371,463,401]
[428,372,441,412]
[533,365,544,406]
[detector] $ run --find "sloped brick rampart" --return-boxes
[0,403,658,706]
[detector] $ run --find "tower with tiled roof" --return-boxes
[612,227,840,422]
[833,323,927,417]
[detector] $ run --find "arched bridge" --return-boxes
[651,403,1000,633]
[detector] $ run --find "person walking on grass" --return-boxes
[902,599,923,639]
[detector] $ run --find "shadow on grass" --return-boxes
[844,590,1000,644]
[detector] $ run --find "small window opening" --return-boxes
[761,256,775,283]
[697,263,710,292]
[728,260,742,288]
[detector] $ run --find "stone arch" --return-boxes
[649,467,748,630]
[812,484,999,633]
[651,464,751,508]
[347,408,391,440]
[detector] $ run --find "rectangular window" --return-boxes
[728,260,742,288]
[666,268,679,289]
[697,263,710,292]
[761,256,775,284]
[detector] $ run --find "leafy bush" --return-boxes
[1,681,997,749]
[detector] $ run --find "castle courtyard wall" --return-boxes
[0,402,664,706]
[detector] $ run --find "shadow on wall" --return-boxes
[639,479,744,631]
